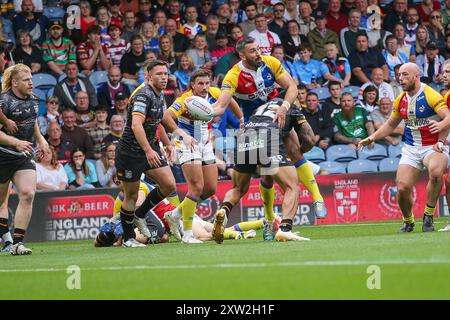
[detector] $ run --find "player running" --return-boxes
[359,62,450,233]
[162,69,243,243]
[115,60,178,248]
[0,64,50,255]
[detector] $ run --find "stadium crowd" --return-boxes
[0,0,448,191]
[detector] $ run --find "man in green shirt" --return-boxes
[333,92,375,148]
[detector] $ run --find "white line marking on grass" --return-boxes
[1,258,450,273]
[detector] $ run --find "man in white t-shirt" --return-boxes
[360,67,395,101]
[248,13,281,56]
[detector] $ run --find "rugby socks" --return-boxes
[181,194,198,231]
[295,158,324,202]
[2,231,13,244]
[167,192,180,206]
[224,229,240,239]
[279,219,293,232]
[220,202,234,218]
[402,212,415,224]
[231,220,264,232]
[259,181,275,222]
[135,187,165,219]
[120,207,136,240]
[12,228,26,244]
[0,218,8,237]
[424,204,435,216]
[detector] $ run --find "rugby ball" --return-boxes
[184,96,214,122]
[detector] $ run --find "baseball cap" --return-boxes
[108,22,122,33]
[426,41,439,50]
[115,91,128,101]
[49,19,64,29]
[314,11,326,20]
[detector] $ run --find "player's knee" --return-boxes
[397,180,413,194]
[160,181,177,197]
[428,168,444,183]
[18,189,35,205]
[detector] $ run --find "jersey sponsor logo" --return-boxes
[238,139,265,152]
[172,102,182,111]
[248,85,275,100]
[245,122,270,128]
[135,95,147,102]
[405,118,430,128]
[132,102,147,113]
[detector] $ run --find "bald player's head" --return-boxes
[398,62,420,92]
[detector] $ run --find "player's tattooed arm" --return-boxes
[298,121,315,153]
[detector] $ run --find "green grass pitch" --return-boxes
[1,219,450,300]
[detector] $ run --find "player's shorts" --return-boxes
[399,144,449,170]
[116,142,168,182]
[144,210,168,244]
[233,128,292,175]
[174,137,215,166]
[0,153,36,184]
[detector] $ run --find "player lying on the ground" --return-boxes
[94,180,272,247]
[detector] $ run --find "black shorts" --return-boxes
[116,142,168,182]
[233,128,292,175]
[0,153,36,184]
[145,210,167,244]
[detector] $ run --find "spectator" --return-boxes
[108,0,123,27]
[340,9,368,57]
[249,14,281,56]
[415,41,445,89]
[341,0,354,16]
[186,34,213,71]
[47,122,75,164]
[303,92,334,150]
[77,1,97,43]
[298,1,316,36]
[325,0,348,34]
[12,0,49,45]
[165,18,190,57]
[174,53,195,92]
[308,0,327,15]
[333,92,375,149]
[136,0,152,26]
[41,19,76,77]
[281,20,308,61]
[292,43,332,89]
[322,81,343,118]
[106,24,130,67]
[284,0,299,22]
[61,109,95,159]
[211,33,234,66]
[198,0,214,25]
[360,67,395,102]
[97,66,130,118]
[216,3,233,37]
[307,11,340,61]
[37,96,63,136]
[96,142,118,188]
[153,9,167,36]
[230,0,247,24]
[428,10,445,48]
[140,21,160,54]
[101,114,125,149]
[441,34,450,59]
[393,23,413,60]
[214,47,240,82]
[87,105,110,159]
[383,0,408,33]
[53,61,98,110]
[97,6,112,44]
[416,0,441,25]
[0,15,15,45]
[110,92,129,123]
[137,50,158,85]
[390,64,403,98]
[10,29,46,73]
[414,25,430,58]
[158,34,177,71]
[77,25,112,75]
[120,34,146,87]
[74,91,96,129]
[382,35,409,80]
[442,0,450,25]
[229,23,244,47]
[205,15,220,51]
[371,97,404,146]
[321,42,351,87]
[122,11,139,43]
[271,45,296,82]
[36,146,68,192]
[167,0,183,29]
[64,149,99,190]
[356,85,379,113]
[348,33,389,86]
[239,1,257,37]
[268,1,287,39]
[354,0,369,30]
[178,5,206,42]
[405,7,420,45]
[295,83,308,108]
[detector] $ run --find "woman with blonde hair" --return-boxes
[140,21,160,54]
[158,34,177,71]
[414,25,430,58]
[96,142,118,188]
[36,146,68,191]
[97,5,112,43]
[186,34,213,70]
[174,53,196,92]
[0,63,49,255]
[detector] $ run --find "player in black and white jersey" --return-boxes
[115,60,178,248]
[0,64,49,255]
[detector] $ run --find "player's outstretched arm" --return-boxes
[358,116,402,149]
[212,91,234,117]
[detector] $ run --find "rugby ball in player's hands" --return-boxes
[184,96,214,122]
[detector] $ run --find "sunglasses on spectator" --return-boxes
[431,15,441,19]
[48,101,59,105]
[202,2,212,5]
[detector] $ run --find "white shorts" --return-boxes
[399,144,449,170]
[174,138,216,166]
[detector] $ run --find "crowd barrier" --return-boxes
[6,171,449,243]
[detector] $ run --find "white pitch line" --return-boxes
[1,258,450,273]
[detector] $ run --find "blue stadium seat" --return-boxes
[319,161,347,174]
[47,87,54,97]
[347,159,378,173]
[357,143,388,160]
[303,146,326,163]
[326,144,357,162]
[44,7,66,20]
[388,143,403,158]
[310,87,330,101]
[89,70,108,90]
[33,88,47,116]
[32,73,57,92]
[379,157,400,172]
[343,86,361,99]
